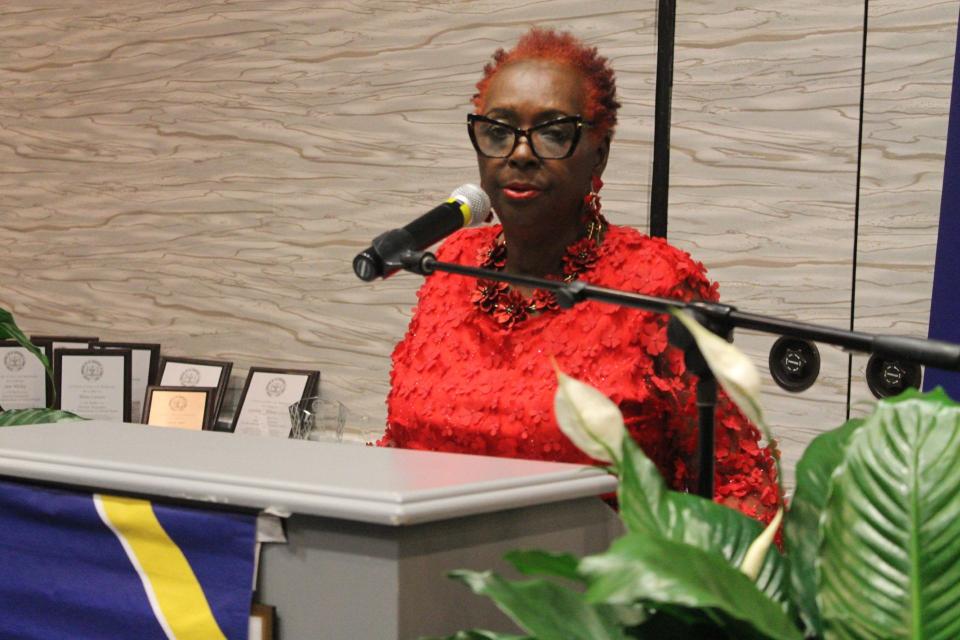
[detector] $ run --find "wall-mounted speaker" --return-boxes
[865,354,922,399]
[768,337,820,392]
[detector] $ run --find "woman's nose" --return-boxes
[508,134,540,168]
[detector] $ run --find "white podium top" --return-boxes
[0,421,616,525]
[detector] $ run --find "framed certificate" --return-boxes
[93,342,161,423]
[156,357,232,428]
[231,367,319,437]
[30,335,99,374]
[55,349,131,422]
[142,386,215,431]
[0,341,53,410]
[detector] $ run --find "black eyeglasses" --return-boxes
[467,114,591,160]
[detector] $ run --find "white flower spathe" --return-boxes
[670,309,765,429]
[553,367,625,463]
[739,507,784,581]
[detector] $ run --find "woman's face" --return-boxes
[476,59,609,233]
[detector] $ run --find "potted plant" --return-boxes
[432,312,960,639]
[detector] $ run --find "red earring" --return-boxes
[583,176,604,225]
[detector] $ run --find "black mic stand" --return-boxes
[389,249,960,499]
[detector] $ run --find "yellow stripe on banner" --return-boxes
[97,495,227,640]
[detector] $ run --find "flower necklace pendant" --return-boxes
[473,221,605,329]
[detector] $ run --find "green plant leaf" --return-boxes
[818,392,960,640]
[618,435,789,608]
[881,385,954,406]
[619,434,762,559]
[0,308,54,399]
[628,607,737,639]
[784,415,865,636]
[505,549,584,583]
[0,408,85,426]
[421,631,533,640]
[449,570,628,640]
[616,432,669,536]
[579,533,803,640]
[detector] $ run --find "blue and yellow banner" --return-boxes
[0,478,257,639]
[925,18,960,400]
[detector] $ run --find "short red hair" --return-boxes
[473,28,620,138]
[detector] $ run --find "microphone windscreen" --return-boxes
[449,184,491,227]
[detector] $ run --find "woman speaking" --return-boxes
[379,28,779,525]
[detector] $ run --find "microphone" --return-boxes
[353,184,491,281]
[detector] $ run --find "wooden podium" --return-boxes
[0,421,621,639]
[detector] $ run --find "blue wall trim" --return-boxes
[924,16,960,399]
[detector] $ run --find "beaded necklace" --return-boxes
[471,214,606,329]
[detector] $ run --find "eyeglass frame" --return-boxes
[466,113,593,160]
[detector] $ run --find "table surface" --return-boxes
[0,421,616,525]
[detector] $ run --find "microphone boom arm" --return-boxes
[414,251,960,371]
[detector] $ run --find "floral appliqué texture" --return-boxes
[380,224,780,526]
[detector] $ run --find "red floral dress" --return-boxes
[380,224,780,525]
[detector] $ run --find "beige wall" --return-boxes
[0,1,956,486]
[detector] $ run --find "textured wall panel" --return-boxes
[0,2,659,441]
[668,2,866,486]
[850,0,958,415]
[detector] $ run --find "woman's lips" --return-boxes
[502,184,542,201]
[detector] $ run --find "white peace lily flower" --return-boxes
[670,309,765,429]
[739,507,784,581]
[553,367,625,463]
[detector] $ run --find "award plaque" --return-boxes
[55,349,131,422]
[156,357,232,428]
[142,386,215,431]
[93,342,161,423]
[231,367,319,437]
[0,341,53,410]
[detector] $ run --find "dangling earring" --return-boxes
[582,176,606,240]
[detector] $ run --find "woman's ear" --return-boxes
[592,135,611,178]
